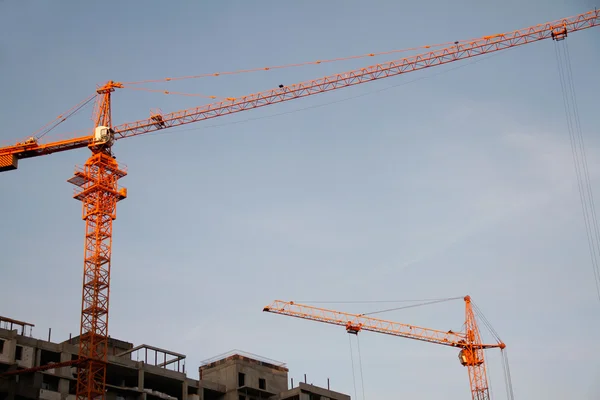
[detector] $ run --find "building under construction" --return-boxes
[0,316,349,400]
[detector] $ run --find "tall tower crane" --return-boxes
[263,296,505,400]
[0,9,597,400]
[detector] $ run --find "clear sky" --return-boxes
[1,0,599,399]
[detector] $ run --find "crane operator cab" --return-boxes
[93,126,115,147]
[458,348,484,367]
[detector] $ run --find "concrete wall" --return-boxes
[200,359,236,389]
[16,343,35,368]
[238,361,287,394]
[273,383,350,400]
[200,356,288,400]
[39,388,62,400]
[0,337,13,364]
[0,336,34,368]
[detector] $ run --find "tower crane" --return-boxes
[0,9,597,400]
[263,296,505,400]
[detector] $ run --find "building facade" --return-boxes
[0,316,349,400]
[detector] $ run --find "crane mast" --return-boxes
[263,296,505,400]
[0,9,597,399]
[67,81,128,400]
[463,296,491,400]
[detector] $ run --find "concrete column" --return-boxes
[137,370,147,400]
[137,368,146,400]
[181,381,188,400]
[58,378,70,398]
[59,352,71,376]
[6,338,16,362]
[58,351,72,397]
[138,368,145,389]
[35,348,41,367]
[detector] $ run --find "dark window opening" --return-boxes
[41,374,60,391]
[238,396,246,400]
[15,345,23,361]
[259,378,266,390]
[40,349,61,365]
[0,340,4,354]
[238,372,245,387]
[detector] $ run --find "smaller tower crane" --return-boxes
[263,296,505,400]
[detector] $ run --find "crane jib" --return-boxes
[0,9,597,173]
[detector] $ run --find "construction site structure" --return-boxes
[264,296,505,400]
[0,315,348,400]
[0,9,598,399]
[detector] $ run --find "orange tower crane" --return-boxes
[263,296,505,400]
[0,9,597,400]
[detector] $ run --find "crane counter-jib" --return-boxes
[0,135,93,172]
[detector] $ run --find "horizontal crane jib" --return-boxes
[264,300,492,349]
[1,9,597,165]
[110,9,599,140]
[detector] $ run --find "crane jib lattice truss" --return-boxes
[0,9,598,167]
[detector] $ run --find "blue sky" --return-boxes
[1,0,599,399]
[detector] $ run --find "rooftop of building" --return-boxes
[0,315,289,377]
[200,349,288,372]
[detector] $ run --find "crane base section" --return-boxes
[0,154,18,172]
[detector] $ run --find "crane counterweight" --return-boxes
[0,154,18,172]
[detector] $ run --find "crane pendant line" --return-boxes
[263,296,505,400]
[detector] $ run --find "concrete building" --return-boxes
[0,316,350,400]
